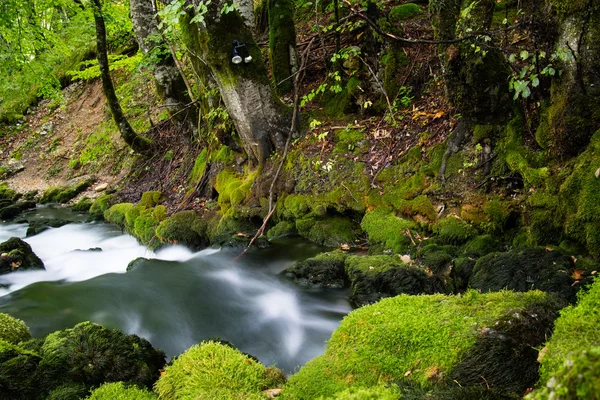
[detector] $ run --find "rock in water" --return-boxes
[0,237,45,274]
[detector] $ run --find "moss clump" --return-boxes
[86,382,157,400]
[89,194,115,220]
[155,210,209,250]
[0,313,31,344]
[360,208,414,254]
[482,199,512,234]
[344,255,428,306]
[46,383,89,400]
[537,278,600,388]
[266,220,297,239]
[333,129,365,155]
[462,235,502,258]
[396,195,436,221]
[132,208,164,247]
[38,322,165,392]
[418,244,454,274]
[470,248,584,302]
[0,338,42,400]
[189,148,208,188]
[215,170,255,214]
[283,251,348,288]
[268,0,297,95]
[318,385,401,400]
[283,290,560,399]
[296,216,361,247]
[154,340,285,400]
[39,178,94,204]
[139,191,164,208]
[432,216,476,245]
[0,237,45,274]
[104,203,134,229]
[72,197,93,212]
[389,3,421,22]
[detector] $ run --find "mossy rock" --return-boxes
[46,383,89,400]
[469,248,587,302]
[536,277,600,390]
[85,382,156,400]
[0,201,36,220]
[104,203,134,229]
[529,347,600,400]
[454,257,477,292]
[215,169,255,214]
[155,210,209,250]
[282,290,562,399]
[283,251,349,288]
[0,183,18,202]
[208,216,260,246]
[139,191,164,208]
[0,338,42,400]
[296,216,361,248]
[318,385,401,399]
[71,197,93,212]
[418,243,456,274]
[463,235,502,258]
[266,220,297,239]
[37,322,165,393]
[25,219,73,237]
[389,3,421,22]
[344,255,429,306]
[89,194,115,221]
[0,237,45,275]
[432,216,477,245]
[154,340,285,400]
[361,208,414,254]
[39,177,95,204]
[0,313,31,344]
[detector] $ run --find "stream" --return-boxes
[0,206,352,373]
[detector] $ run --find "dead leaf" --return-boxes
[339,244,350,250]
[571,269,585,280]
[263,388,283,398]
[595,168,600,178]
[401,255,411,264]
[404,370,412,377]
[369,266,375,270]
[571,255,578,263]
[433,111,445,120]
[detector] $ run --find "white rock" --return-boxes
[94,183,109,192]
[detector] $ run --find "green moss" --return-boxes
[125,205,145,231]
[104,203,134,229]
[284,251,348,288]
[139,191,164,208]
[470,248,581,302]
[389,3,421,22]
[189,148,208,187]
[155,210,209,250]
[268,0,297,95]
[462,235,501,258]
[211,145,235,164]
[86,382,156,400]
[472,125,495,143]
[282,290,558,399]
[432,216,476,245]
[72,197,93,212]
[47,383,89,400]
[548,0,587,17]
[215,169,255,214]
[361,208,414,254]
[0,338,42,400]
[482,198,512,234]
[333,129,364,155]
[132,209,161,247]
[344,255,428,305]
[538,278,600,386]
[296,216,361,247]
[154,340,285,400]
[0,313,31,344]
[505,151,549,187]
[418,244,453,274]
[396,195,436,221]
[266,220,297,239]
[89,194,115,220]
[318,385,401,400]
[39,179,94,204]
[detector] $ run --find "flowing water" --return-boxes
[0,206,352,373]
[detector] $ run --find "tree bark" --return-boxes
[129,0,198,134]
[92,0,153,155]
[194,1,293,168]
[268,0,298,94]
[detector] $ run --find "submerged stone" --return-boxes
[0,237,44,275]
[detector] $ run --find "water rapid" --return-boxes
[0,207,351,373]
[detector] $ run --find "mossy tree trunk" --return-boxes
[192,1,293,167]
[268,0,298,94]
[130,0,198,135]
[91,0,153,155]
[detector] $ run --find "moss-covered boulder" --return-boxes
[469,248,586,302]
[266,220,297,239]
[104,203,134,228]
[0,200,36,220]
[25,219,73,237]
[0,237,44,275]
[360,208,414,254]
[282,290,562,399]
[39,176,95,204]
[46,383,90,400]
[388,3,421,22]
[463,235,502,258]
[36,322,165,392]
[532,277,600,398]
[72,197,93,212]
[432,216,477,245]
[155,210,209,250]
[0,313,31,344]
[296,216,361,248]
[344,255,429,306]
[154,340,285,400]
[89,194,115,221]
[283,251,349,288]
[0,339,42,400]
[85,382,156,400]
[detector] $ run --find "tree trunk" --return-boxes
[91,0,153,155]
[129,0,198,134]
[268,0,298,94]
[194,1,293,168]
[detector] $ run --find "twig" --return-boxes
[341,182,359,203]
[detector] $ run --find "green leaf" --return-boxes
[520,50,529,60]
